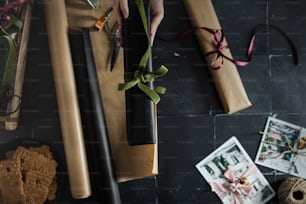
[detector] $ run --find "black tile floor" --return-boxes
[1,0,306,203]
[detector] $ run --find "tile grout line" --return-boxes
[266,0,274,116]
[154,176,159,204]
[213,115,217,149]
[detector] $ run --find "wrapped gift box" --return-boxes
[183,0,252,114]
[122,0,157,145]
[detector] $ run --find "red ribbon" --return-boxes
[0,0,28,29]
[159,24,298,70]
[210,165,257,204]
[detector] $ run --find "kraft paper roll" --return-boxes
[183,0,252,114]
[44,0,91,199]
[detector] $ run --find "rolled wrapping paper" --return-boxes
[183,0,252,114]
[83,29,121,203]
[69,31,121,204]
[123,0,156,145]
[43,0,91,199]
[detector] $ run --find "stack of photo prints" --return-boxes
[195,116,306,204]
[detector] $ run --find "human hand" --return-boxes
[112,0,164,45]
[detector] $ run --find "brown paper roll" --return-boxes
[183,0,252,114]
[44,0,91,199]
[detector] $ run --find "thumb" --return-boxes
[150,12,163,46]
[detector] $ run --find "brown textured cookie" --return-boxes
[0,159,25,204]
[12,146,57,175]
[0,145,58,204]
[12,146,42,168]
[23,170,52,204]
[29,145,53,159]
[47,175,58,201]
[28,145,58,201]
[13,146,58,203]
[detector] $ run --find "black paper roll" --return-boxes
[123,0,156,145]
[69,31,121,204]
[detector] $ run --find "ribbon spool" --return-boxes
[278,177,306,204]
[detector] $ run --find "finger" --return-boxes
[113,0,122,25]
[112,0,121,13]
[119,0,129,19]
[149,0,164,45]
[150,10,164,45]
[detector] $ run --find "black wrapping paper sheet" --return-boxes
[123,0,156,145]
[69,31,121,204]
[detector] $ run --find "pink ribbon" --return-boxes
[159,24,298,70]
[202,24,298,69]
[201,27,251,70]
[211,165,258,204]
[0,0,28,29]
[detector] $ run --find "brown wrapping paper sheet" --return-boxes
[66,0,158,182]
[183,0,252,114]
[44,0,91,198]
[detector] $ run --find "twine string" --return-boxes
[259,131,306,174]
[278,177,306,204]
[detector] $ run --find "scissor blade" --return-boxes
[110,40,120,71]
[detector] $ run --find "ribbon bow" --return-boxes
[118,64,168,104]
[261,131,306,173]
[118,0,168,104]
[202,27,251,70]
[159,24,298,69]
[201,25,298,69]
[211,165,257,204]
[261,131,306,157]
[281,134,306,156]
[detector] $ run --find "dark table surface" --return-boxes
[1,0,306,203]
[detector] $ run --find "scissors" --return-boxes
[85,0,100,10]
[95,8,120,71]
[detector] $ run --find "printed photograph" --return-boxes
[196,136,275,204]
[255,117,306,178]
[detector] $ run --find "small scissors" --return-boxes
[85,0,100,10]
[95,8,120,71]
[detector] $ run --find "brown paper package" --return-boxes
[183,0,252,114]
[66,0,158,182]
[44,0,91,198]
